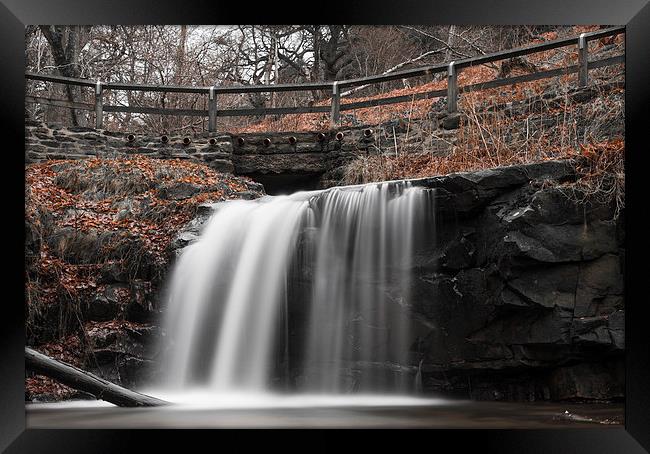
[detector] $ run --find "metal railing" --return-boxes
[25,26,624,132]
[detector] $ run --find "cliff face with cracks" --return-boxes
[404,160,624,400]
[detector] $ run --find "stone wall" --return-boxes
[25,121,235,173]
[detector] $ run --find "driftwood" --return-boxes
[25,347,167,407]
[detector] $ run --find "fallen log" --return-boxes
[25,347,168,407]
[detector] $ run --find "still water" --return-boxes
[26,398,623,429]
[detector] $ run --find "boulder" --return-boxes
[208,159,235,173]
[442,113,461,130]
[84,285,129,321]
[157,182,201,200]
[607,310,625,350]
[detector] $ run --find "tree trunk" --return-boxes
[445,25,457,62]
[25,347,167,407]
[320,25,353,81]
[39,25,90,127]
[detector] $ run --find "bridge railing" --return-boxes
[25,26,624,132]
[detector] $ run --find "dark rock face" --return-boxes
[395,161,624,401]
[548,362,624,401]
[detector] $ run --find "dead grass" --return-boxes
[340,79,624,218]
[230,26,623,134]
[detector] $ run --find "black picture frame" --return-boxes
[2,1,649,451]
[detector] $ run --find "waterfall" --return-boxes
[160,181,431,395]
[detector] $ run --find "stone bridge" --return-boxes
[25,120,456,194]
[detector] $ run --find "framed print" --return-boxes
[2,0,649,451]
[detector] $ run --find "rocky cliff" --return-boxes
[406,161,624,401]
[172,159,624,401]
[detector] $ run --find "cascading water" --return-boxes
[159,181,432,399]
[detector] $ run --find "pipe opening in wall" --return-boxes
[336,132,344,141]
[288,136,297,145]
[317,133,326,142]
[363,129,373,138]
[161,135,169,144]
[237,137,245,146]
[209,138,217,146]
[127,134,135,143]
[263,138,272,147]
[183,137,192,146]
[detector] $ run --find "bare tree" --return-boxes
[25,25,577,132]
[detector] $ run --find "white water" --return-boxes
[160,181,431,399]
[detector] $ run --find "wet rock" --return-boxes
[244,181,265,193]
[97,261,129,284]
[84,285,129,321]
[507,264,579,309]
[607,310,625,350]
[440,233,476,269]
[497,287,531,307]
[233,190,260,200]
[87,326,120,349]
[119,357,156,388]
[469,307,573,345]
[85,295,121,322]
[126,280,157,323]
[548,362,624,401]
[571,315,612,345]
[574,254,623,317]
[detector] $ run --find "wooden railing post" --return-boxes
[578,33,589,87]
[208,86,217,133]
[330,81,340,125]
[447,61,458,114]
[94,80,103,129]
